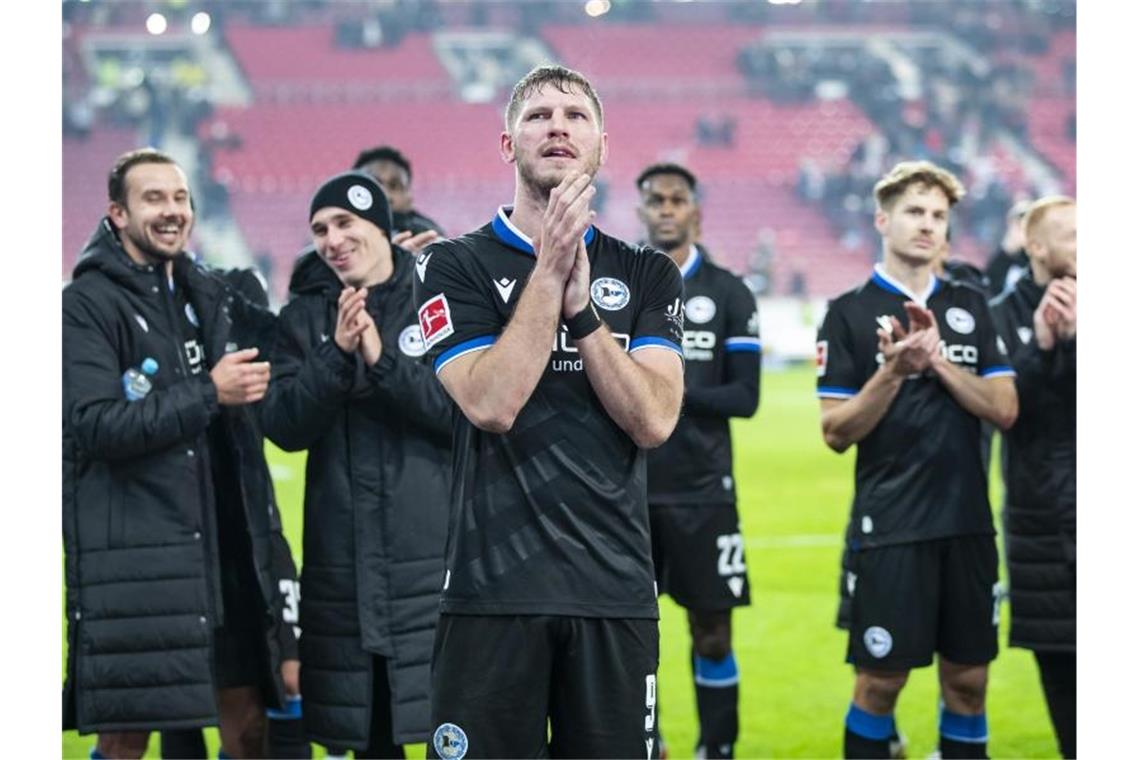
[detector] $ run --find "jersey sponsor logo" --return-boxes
[816,340,828,377]
[184,339,205,375]
[1017,326,1033,345]
[415,251,432,283]
[664,297,684,330]
[493,276,517,303]
[347,184,374,211]
[591,277,631,311]
[684,295,717,324]
[550,328,630,371]
[682,330,717,361]
[946,307,976,335]
[432,723,469,760]
[863,626,893,658]
[938,341,978,368]
[418,293,455,349]
[184,302,199,327]
[134,313,149,333]
[398,324,427,357]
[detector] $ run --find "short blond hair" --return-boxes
[504,64,604,132]
[873,160,965,211]
[1022,195,1075,244]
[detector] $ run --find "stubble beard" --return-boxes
[517,147,602,203]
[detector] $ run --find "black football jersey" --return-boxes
[648,245,761,504]
[816,265,1014,549]
[411,206,685,618]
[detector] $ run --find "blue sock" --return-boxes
[844,703,895,758]
[939,707,988,759]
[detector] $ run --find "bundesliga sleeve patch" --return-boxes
[418,293,455,350]
[816,340,828,377]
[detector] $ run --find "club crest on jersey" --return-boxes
[398,324,427,357]
[432,723,469,760]
[418,293,454,349]
[946,307,976,335]
[684,296,717,324]
[591,277,630,311]
[347,184,373,211]
[864,626,892,658]
[816,340,828,377]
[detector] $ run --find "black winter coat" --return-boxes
[62,220,292,732]
[261,248,451,747]
[990,276,1076,652]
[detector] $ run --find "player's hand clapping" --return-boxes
[210,347,271,405]
[334,287,371,354]
[1033,277,1076,350]
[535,172,596,285]
[392,229,440,253]
[877,302,941,377]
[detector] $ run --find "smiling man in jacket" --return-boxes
[989,196,1077,758]
[261,171,451,757]
[62,148,295,758]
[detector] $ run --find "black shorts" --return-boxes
[846,535,1000,670]
[428,614,659,759]
[649,503,751,610]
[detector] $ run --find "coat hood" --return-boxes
[71,218,158,294]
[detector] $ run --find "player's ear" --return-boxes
[873,206,888,236]
[500,131,516,165]
[599,131,608,168]
[107,201,128,231]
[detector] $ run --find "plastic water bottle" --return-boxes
[122,358,159,401]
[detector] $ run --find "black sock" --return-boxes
[1034,650,1076,758]
[267,695,312,759]
[693,652,739,758]
[160,729,207,759]
[844,703,894,759]
[939,708,988,759]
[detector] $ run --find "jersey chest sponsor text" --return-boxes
[682,329,718,361]
[549,326,631,372]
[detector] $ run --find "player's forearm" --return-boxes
[931,355,1019,430]
[452,270,563,432]
[684,353,760,418]
[577,327,682,448]
[820,365,904,452]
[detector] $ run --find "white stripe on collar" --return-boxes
[873,263,939,306]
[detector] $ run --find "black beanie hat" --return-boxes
[309,171,393,237]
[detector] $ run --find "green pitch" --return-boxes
[63,364,1059,758]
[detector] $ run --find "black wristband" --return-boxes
[566,302,603,339]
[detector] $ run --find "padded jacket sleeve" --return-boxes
[63,288,218,461]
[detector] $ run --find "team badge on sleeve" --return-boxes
[816,340,828,377]
[433,723,469,759]
[418,293,455,349]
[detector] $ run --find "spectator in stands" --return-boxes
[353,144,446,253]
[989,196,1077,760]
[984,200,1032,297]
[63,148,296,759]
